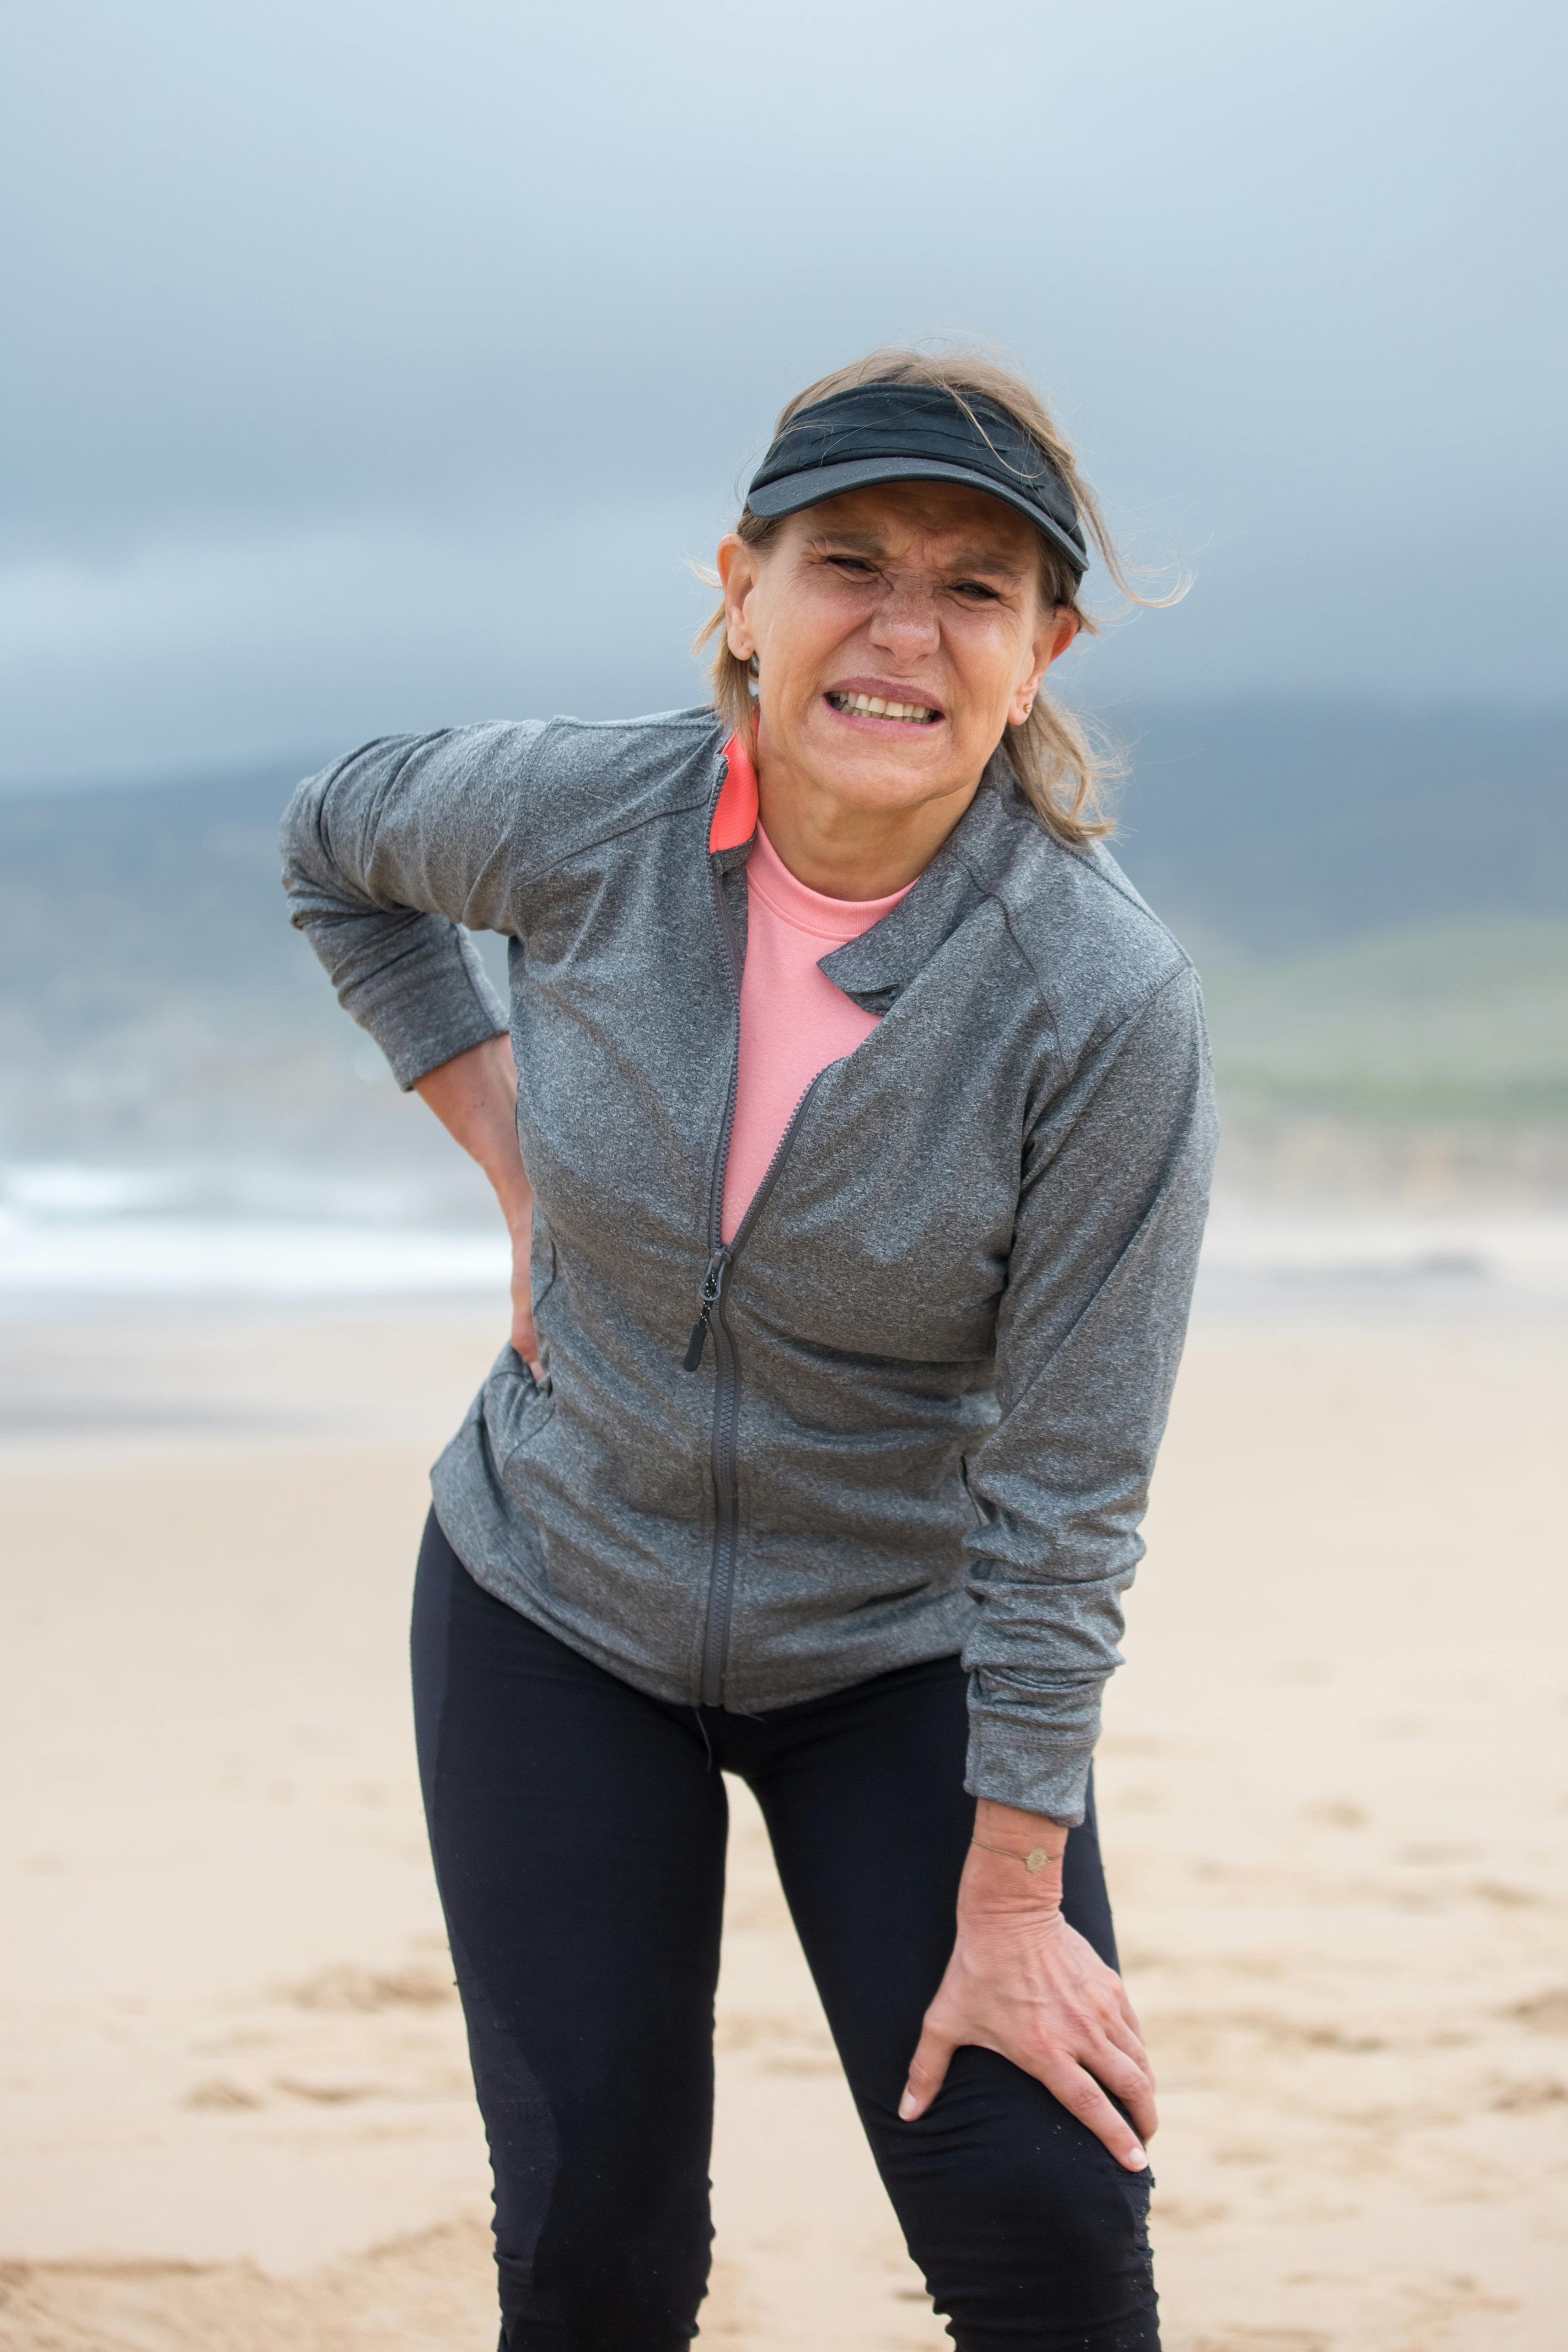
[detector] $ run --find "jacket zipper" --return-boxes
[684,849,826,1708]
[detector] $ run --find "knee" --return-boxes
[496,2119,711,2350]
[877,2053,1158,2348]
[500,2234,709,2352]
[459,1983,710,2348]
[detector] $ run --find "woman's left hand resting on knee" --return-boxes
[900,1798,1156,2172]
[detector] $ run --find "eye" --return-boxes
[951,580,1001,602]
[823,554,878,578]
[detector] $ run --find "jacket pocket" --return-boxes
[482,1344,557,1484]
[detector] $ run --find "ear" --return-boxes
[717,536,761,661]
[1009,608,1080,728]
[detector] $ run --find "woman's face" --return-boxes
[718,481,1078,820]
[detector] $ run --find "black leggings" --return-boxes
[412,1511,1158,2351]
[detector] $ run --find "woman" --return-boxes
[282,348,1216,2352]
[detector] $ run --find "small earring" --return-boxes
[747,653,760,701]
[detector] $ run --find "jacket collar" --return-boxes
[707,731,1029,1013]
[709,731,760,854]
[818,765,1020,1012]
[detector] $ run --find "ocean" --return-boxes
[5,1156,1566,1318]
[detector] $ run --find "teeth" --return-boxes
[830,692,939,723]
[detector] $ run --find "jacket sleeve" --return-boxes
[961,963,1218,1825]
[279,725,547,1089]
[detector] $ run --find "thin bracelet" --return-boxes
[970,1837,1062,1875]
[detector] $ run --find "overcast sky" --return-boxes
[4,0,1563,783]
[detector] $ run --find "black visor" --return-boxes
[746,381,1088,578]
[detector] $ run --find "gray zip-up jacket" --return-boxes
[281,708,1216,1823]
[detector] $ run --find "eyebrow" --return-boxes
[801,529,1029,582]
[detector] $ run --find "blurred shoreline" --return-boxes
[5,1133,1568,1332]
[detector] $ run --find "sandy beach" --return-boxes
[1,1291,1565,2351]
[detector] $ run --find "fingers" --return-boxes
[900,2018,1155,2160]
[511,1296,544,1381]
[903,1922,1157,2160]
[898,2022,956,2122]
[1076,2010,1158,2143]
[1092,2041,1158,2147]
[1086,1951,1155,2100]
[1041,2053,1151,2172]
[1102,2009,1156,2094]
[510,1234,542,1376]
[1111,1976,1146,2043]
[1109,2044,1158,2136]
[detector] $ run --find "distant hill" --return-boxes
[2,702,1565,1177]
[5,698,1562,967]
[0,756,476,1174]
[1200,916,1568,1123]
[1110,698,1567,954]
[0,757,322,1008]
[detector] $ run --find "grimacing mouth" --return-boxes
[825,689,943,725]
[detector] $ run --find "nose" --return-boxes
[867,579,940,666]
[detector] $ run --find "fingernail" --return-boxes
[1126,2145,1148,2169]
[898,2091,918,2121]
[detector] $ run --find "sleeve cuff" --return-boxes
[962,1678,1103,1827]
[320,917,509,1090]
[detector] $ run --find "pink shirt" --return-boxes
[721,821,912,1243]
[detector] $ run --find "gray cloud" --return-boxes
[3,0,1563,779]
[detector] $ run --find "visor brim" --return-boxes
[745,456,1087,577]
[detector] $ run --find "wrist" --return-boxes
[961,1799,1068,1913]
[496,1178,535,1237]
[961,1846,1063,1915]
[973,1797,1068,1860]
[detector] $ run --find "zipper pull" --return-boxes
[682,1248,730,1371]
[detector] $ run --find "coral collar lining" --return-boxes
[709,732,760,853]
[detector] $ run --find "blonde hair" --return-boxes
[695,347,1162,848]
